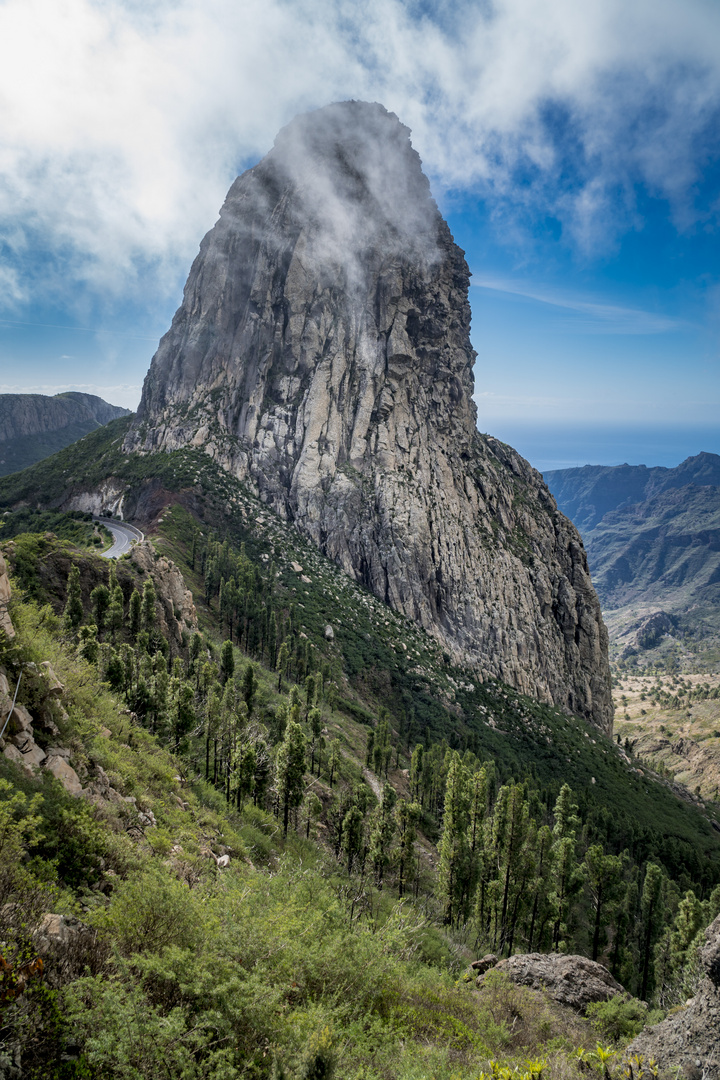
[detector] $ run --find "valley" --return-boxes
[612,670,720,802]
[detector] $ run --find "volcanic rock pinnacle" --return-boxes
[126,100,613,732]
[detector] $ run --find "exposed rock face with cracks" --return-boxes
[125,100,612,732]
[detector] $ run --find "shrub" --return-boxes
[585,994,650,1041]
[92,867,203,956]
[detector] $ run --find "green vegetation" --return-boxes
[0,508,110,550]
[3,438,720,1075]
[0,579,632,1079]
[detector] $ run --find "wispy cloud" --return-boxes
[0,319,157,339]
[471,277,686,334]
[0,0,718,312]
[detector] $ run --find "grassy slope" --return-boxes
[2,424,720,886]
[612,670,720,801]
[1,565,626,1079]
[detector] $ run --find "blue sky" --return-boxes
[0,0,718,473]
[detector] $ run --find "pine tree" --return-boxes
[276,642,289,692]
[308,707,322,774]
[90,583,110,637]
[549,785,584,951]
[584,845,625,961]
[395,798,421,898]
[341,804,365,874]
[220,640,235,685]
[640,862,665,1000]
[304,674,317,720]
[303,791,323,839]
[409,744,424,803]
[365,729,375,769]
[242,662,256,714]
[63,564,84,632]
[368,783,397,887]
[141,578,156,631]
[492,783,531,955]
[128,588,142,637]
[276,721,306,836]
[437,752,470,926]
[526,824,554,952]
[107,585,124,640]
[327,739,340,787]
[78,623,98,665]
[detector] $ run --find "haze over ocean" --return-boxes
[483,424,720,474]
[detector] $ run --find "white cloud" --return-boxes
[0,0,718,309]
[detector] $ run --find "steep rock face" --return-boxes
[125,101,612,731]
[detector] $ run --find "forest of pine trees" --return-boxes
[59,532,720,1008]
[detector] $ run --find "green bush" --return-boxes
[585,994,651,1041]
[92,867,204,955]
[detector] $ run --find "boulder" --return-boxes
[471,953,498,974]
[0,671,11,713]
[45,754,83,796]
[626,914,720,1077]
[700,913,720,986]
[2,742,37,776]
[3,731,46,774]
[479,952,624,1011]
[34,913,87,954]
[6,702,33,736]
[39,661,65,696]
[32,912,98,987]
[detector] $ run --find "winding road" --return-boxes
[95,519,144,559]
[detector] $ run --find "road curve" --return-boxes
[96,519,145,560]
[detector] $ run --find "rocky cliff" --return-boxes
[0,392,130,476]
[125,101,612,732]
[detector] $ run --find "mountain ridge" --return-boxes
[545,452,720,532]
[0,391,130,476]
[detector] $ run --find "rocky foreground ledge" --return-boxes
[627,912,720,1078]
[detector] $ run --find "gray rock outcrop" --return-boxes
[478,952,624,1010]
[125,100,612,731]
[0,552,14,638]
[627,913,720,1077]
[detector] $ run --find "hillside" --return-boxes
[2,480,720,1076]
[545,456,720,670]
[0,391,129,476]
[1,419,718,879]
[544,452,720,532]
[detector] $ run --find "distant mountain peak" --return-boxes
[0,392,130,477]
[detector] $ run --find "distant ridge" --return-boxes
[0,391,130,476]
[544,452,720,532]
[545,453,720,662]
